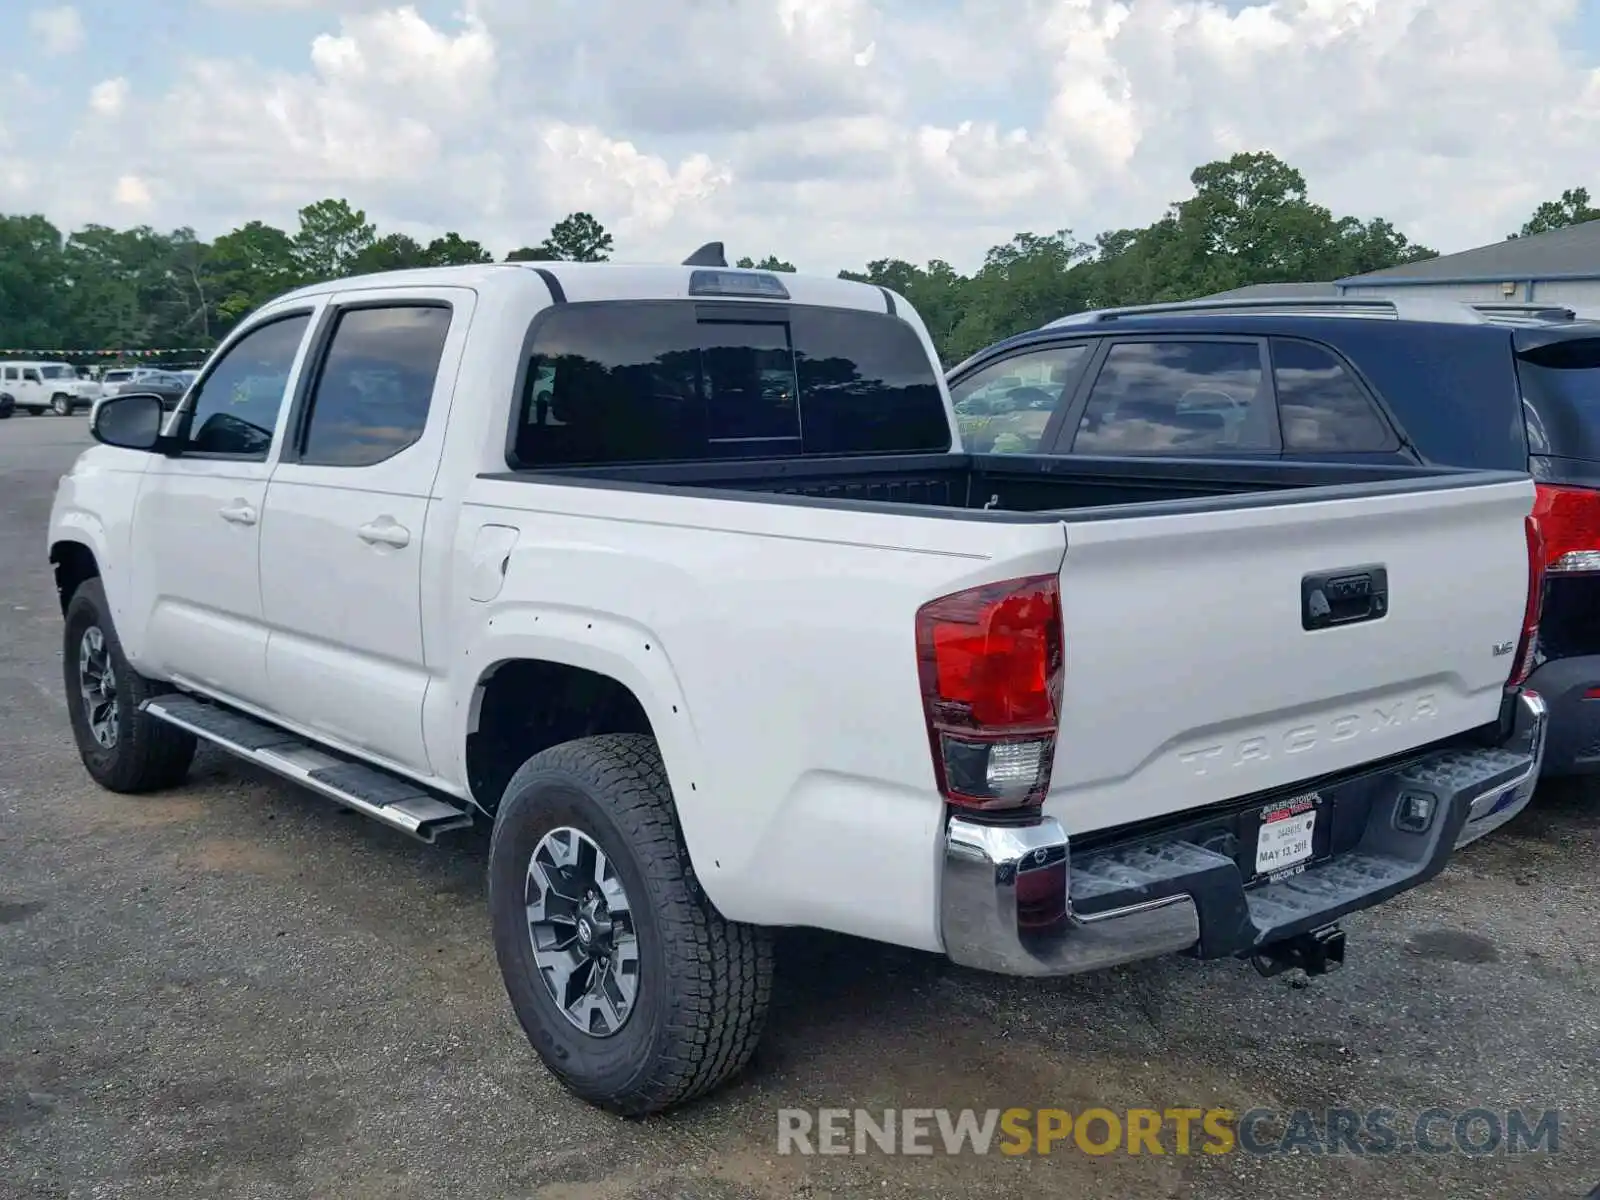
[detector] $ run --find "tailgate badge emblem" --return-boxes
[1492,641,1515,657]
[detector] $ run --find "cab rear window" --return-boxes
[509,301,951,467]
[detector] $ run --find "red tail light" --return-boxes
[1508,514,1546,688]
[1531,483,1600,574]
[915,574,1063,811]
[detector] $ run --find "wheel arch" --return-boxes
[462,639,705,817]
[49,537,102,615]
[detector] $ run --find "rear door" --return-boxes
[1056,336,1282,458]
[1047,473,1535,832]
[259,287,470,775]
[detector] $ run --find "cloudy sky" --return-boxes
[3,0,1599,274]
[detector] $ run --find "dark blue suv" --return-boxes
[945,296,1600,779]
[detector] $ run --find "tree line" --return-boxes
[1,151,1592,368]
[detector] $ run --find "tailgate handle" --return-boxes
[1302,566,1388,631]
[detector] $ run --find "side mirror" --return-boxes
[91,392,168,451]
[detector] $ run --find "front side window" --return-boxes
[1271,339,1393,452]
[299,305,452,467]
[949,344,1090,453]
[1072,341,1270,455]
[181,313,312,457]
[512,302,949,466]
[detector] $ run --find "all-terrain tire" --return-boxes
[51,393,72,416]
[63,578,197,793]
[488,733,773,1116]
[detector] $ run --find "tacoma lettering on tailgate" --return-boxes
[1177,694,1439,778]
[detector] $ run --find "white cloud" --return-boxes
[7,0,1600,274]
[112,175,152,207]
[89,78,128,117]
[29,6,85,56]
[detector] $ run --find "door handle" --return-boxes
[219,501,257,526]
[357,517,411,549]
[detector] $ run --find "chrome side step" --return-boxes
[142,695,474,844]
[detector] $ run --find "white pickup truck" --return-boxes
[50,257,1547,1115]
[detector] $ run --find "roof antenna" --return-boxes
[683,242,727,268]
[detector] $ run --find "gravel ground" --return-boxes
[1,414,1597,1199]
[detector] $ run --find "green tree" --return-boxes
[504,245,557,262]
[736,254,795,271]
[422,232,493,266]
[535,212,614,262]
[292,198,376,281]
[352,232,428,273]
[206,220,299,326]
[59,225,213,349]
[0,215,71,349]
[1511,187,1600,239]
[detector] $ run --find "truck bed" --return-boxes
[485,451,1508,518]
[478,448,1534,844]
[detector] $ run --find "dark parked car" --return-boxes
[106,369,192,410]
[0,392,13,419]
[946,295,1600,779]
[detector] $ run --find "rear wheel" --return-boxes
[51,393,72,416]
[63,578,197,792]
[488,734,773,1115]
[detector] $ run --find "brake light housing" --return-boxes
[915,574,1064,811]
[1531,483,1600,575]
[1508,514,1546,688]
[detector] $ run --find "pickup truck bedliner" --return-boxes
[491,450,1502,517]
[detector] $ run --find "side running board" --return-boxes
[142,695,474,844]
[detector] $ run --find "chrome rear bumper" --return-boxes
[940,690,1548,978]
[942,819,1200,977]
[1455,689,1547,848]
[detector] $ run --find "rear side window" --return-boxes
[511,302,950,466]
[1271,339,1394,452]
[949,344,1089,454]
[1071,341,1270,455]
[299,305,452,467]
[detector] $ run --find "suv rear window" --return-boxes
[510,302,951,467]
[1517,337,1600,462]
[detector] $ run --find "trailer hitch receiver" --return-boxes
[1251,924,1346,978]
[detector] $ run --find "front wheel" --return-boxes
[51,393,72,415]
[63,578,197,792]
[488,734,773,1116]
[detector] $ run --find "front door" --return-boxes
[259,289,468,776]
[125,308,318,708]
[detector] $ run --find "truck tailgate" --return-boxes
[1049,475,1535,832]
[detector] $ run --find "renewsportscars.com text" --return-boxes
[776,1106,1561,1157]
